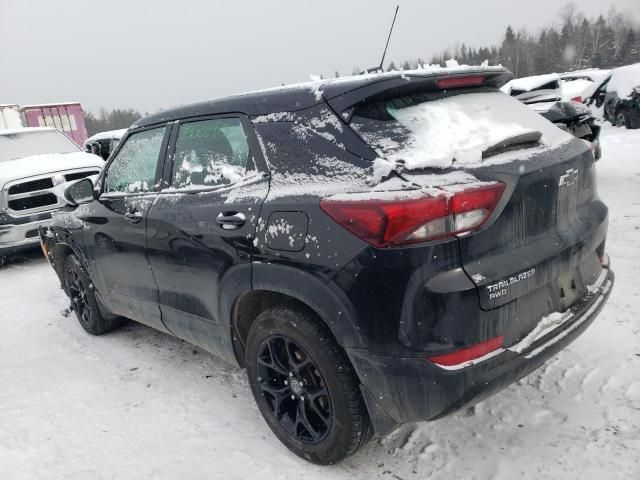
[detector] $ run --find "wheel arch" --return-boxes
[50,235,88,285]
[222,263,365,367]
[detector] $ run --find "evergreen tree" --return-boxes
[353,4,639,78]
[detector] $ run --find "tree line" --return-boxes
[84,108,143,137]
[351,3,640,78]
[85,3,640,135]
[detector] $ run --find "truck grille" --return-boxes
[8,178,54,195]
[8,194,59,211]
[65,171,97,182]
[1,170,99,217]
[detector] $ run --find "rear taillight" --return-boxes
[570,96,583,103]
[320,182,505,247]
[426,335,505,368]
[436,75,485,89]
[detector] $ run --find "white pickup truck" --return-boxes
[0,128,102,255]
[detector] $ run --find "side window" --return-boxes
[171,118,252,189]
[104,126,166,193]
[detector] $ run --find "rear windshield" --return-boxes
[0,129,79,162]
[350,90,571,169]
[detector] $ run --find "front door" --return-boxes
[145,116,269,355]
[79,125,170,332]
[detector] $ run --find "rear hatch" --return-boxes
[328,71,607,343]
[453,148,605,311]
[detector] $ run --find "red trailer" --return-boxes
[20,102,88,146]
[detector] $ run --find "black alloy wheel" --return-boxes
[63,254,121,335]
[245,305,372,464]
[67,268,92,327]
[257,335,332,444]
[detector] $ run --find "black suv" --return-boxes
[40,67,614,464]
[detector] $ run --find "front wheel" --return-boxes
[615,111,627,128]
[63,254,121,335]
[245,306,372,464]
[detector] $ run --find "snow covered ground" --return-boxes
[1,126,639,480]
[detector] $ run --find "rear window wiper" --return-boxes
[482,130,542,159]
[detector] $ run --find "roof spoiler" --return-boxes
[324,69,513,115]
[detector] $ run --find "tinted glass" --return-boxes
[172,118,251,189]
[350,91,570,169]
[104,127,165,193]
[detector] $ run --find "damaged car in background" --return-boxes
[501,73,602,159]
[0,127,102,256]
[40,66,613,464]
[594,63,640,129]
[83,128,127,161]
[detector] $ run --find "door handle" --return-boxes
[216,211,246,230]
[124,210,143,224]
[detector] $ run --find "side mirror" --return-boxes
[64,178,96,206]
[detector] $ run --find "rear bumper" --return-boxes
[0,214,52,254]
[347,266,614,432]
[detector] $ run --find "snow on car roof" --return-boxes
[84,128,127,143]
[136,64,510,127]
[501,73,560,94]
[240,63,506,98]
[561,69,612,82]
[607,63,640,98]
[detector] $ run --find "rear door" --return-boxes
[78,125,171,332]
[145,115,269,357]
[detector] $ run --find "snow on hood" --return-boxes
[607,63,640,98]
[0,151,103,189]
[501,73,560,94]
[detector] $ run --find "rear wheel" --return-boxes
[615,110,627,128]
[245,305,372,464]
[63,254,121,335]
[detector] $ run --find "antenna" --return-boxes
[379,5,399,72]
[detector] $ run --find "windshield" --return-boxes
[350,90,571,169]
[0,129,79,162]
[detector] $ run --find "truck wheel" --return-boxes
[63,254,120,335]
[245,305,372,464]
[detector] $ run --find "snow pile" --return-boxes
[607,62,640,98]
[508,311,573,354]
[387,101,533,167]
[369,92,571,182]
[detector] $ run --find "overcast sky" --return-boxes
[1,0,639,114]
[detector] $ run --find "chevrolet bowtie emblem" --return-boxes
[558,168,579,187]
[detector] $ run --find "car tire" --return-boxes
[615,110,627,128]
[63,254,121,335]
[245,305,372,464]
